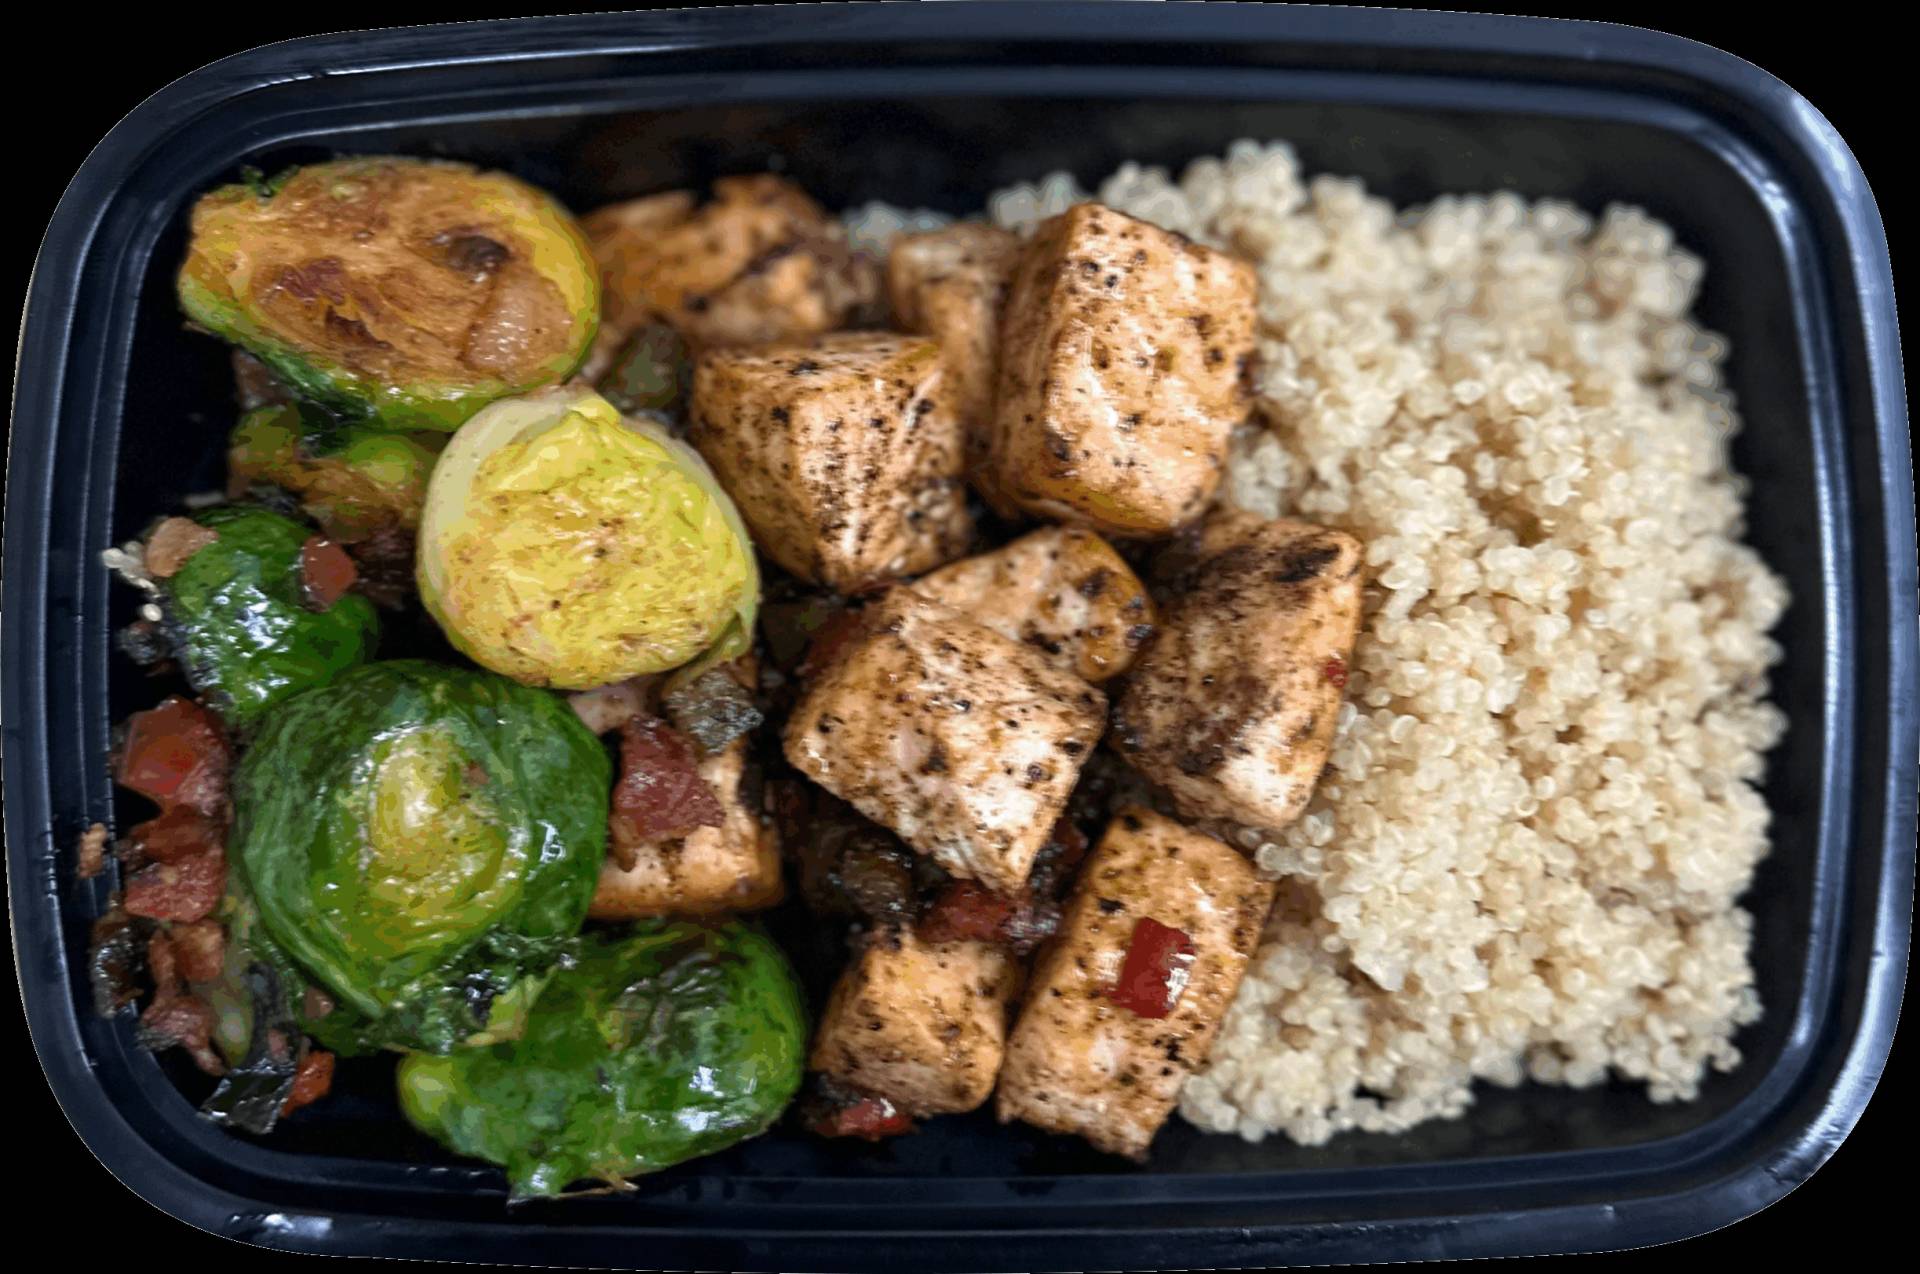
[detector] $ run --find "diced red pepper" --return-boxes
[300,535,358,611]
[609,716,726,860]
[281,1049,336,1116]
[1108,917,1197,1019]
[1323,655,1349,689]
[128,806,225,865]
[809,1094,914,1141]
[116,697,230,817]
[124,847,226,923]
[918,880,1019,945]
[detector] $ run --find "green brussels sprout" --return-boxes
[229,403,444,541]
[398,921,806,1198]
[229,660,611,1054]
[417,385,758,690]
[178,157,599,433]
[156,505,380,728]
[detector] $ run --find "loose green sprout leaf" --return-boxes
[178,156,599,433]
[594,322,691,422]
[229,660,610,1054]
[397,921,806,1198]
[157,505,379,728]
[417,386,759,690]
[229,404,444,541]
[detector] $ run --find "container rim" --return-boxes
[7,5,1912,1270]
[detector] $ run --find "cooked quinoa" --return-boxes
[859,139,1789,1146]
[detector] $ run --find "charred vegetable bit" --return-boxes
[153,505,380,728]
[661,663,763,755]
[200,960,302,1131]
[344,527,418,610]
[1108,918,1197,1020]
[608,715,726,869]
[231,349,292,412]
[783,785,919,926]
[229,661,609,1054]
[88,908,145,1017]
[178,157,599,432]
[397,921,806,1199]
[116,619,174,669]
[757,590,848,672]
[596,322,692,422]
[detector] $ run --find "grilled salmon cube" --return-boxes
[810,929,1022,1116]
[911,526,1156,683]
[783,589,1107,894]
[691,333,973,592]
[1112,513,1364,831]
[886,223,1022,506]
[582,175,875,354]
[991,202,1256,537]
[588,735,783,919]
[995,807,1274,1158]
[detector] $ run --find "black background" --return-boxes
[4,3,1907,1271]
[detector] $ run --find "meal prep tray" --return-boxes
[6,4,1912,1268]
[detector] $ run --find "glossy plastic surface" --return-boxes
[5,5,1912,1269]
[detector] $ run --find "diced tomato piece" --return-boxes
[299,535,358,610]
[1323,655,1349,688]
[609,716,726,853]
[116,697,230,817]
[1108,917,1197,1019]
[809,1094,914,1141]
[124,847,226,923]
[128,806,224,865]
[170,919,227,984]
[281,1049,336,1116]
[918,880,1019,945]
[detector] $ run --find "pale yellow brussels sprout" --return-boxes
[417,386,757,690]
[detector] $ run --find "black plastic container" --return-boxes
[6,6,1913,1269]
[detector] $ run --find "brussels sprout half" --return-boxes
[229,661,610,1054]
[178,157,599,433]
[397,921,807,1198]
[230,403,444,541]
[158,505,380,728]
[417,386,758,691]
